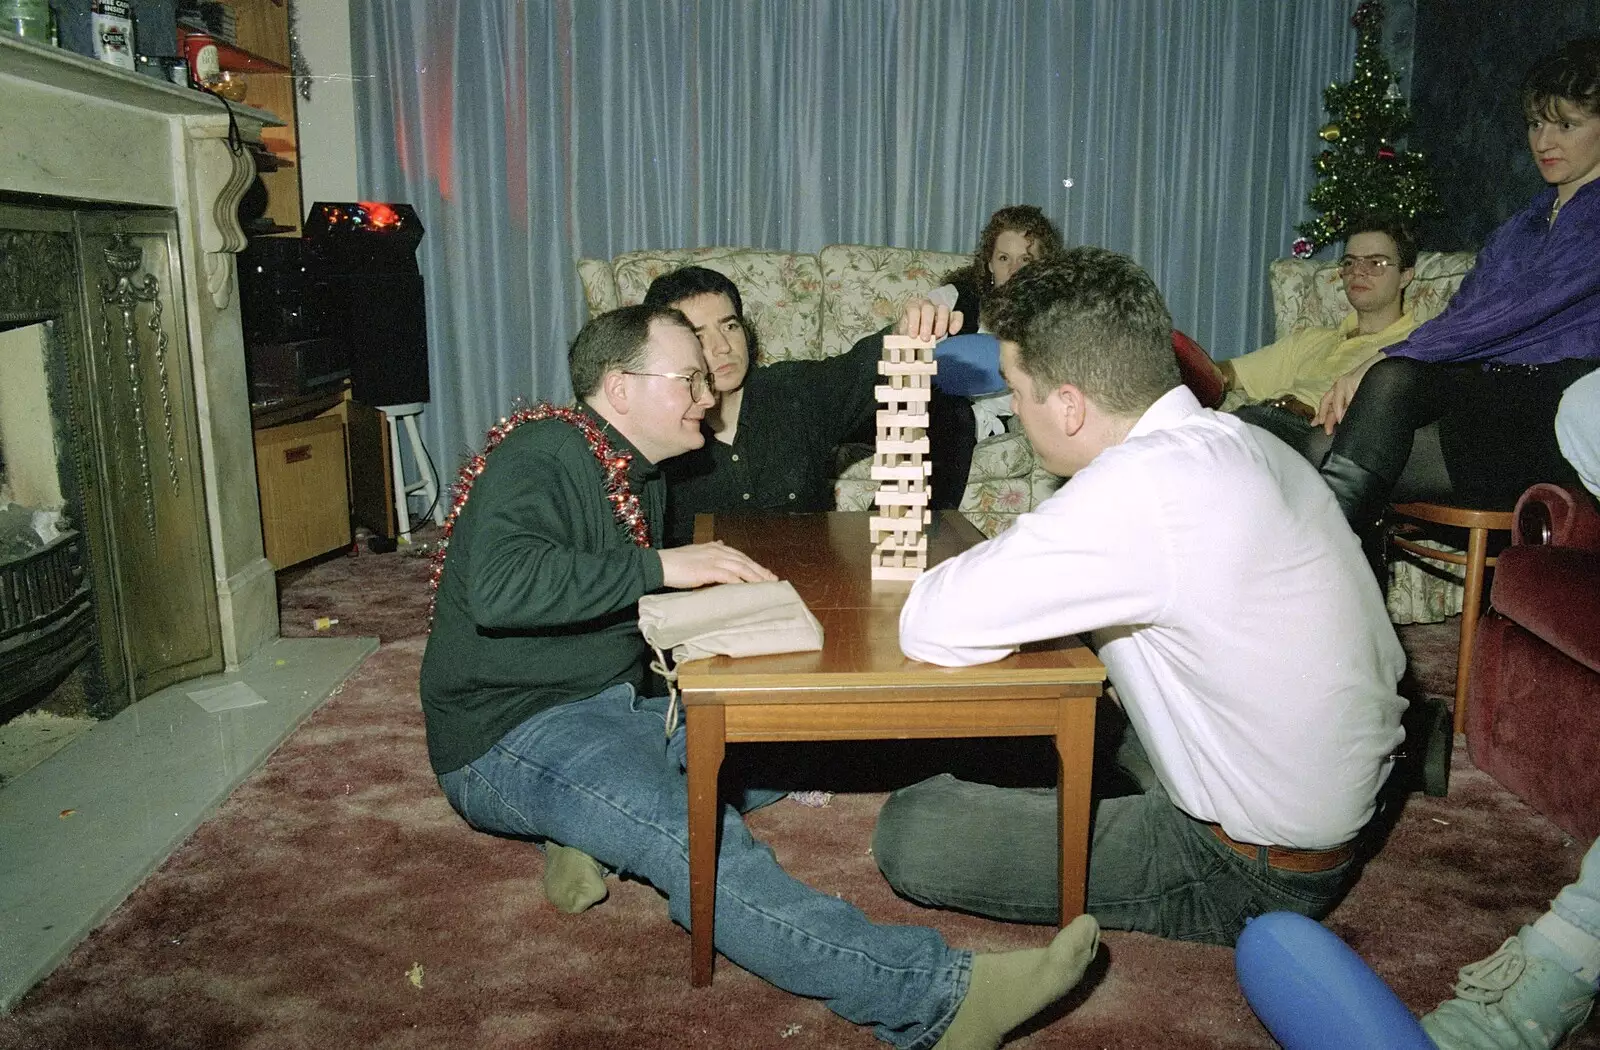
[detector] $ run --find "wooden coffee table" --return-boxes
[678,511,1106,986]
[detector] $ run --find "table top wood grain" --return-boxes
[679,511,1104,698]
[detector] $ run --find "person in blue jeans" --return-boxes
[1421,836,1600,1048]
[1422,365,1600,1049]
[875,248,1408,946]
[419,303,1100,1050]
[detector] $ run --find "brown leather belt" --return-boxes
[1261,394,1318,421]
[1207,823,1356,874]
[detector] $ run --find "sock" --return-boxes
[543,843,608,914]
[1527,916,1600,987]
[933,914,1100,1050]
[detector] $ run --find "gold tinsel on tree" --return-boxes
[1293,0,1442,257]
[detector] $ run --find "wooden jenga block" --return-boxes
[872,335,937,580]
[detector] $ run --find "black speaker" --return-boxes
[303,202,431,407]
[314,273,431,407]
[237,236,314,346]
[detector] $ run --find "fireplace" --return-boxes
[0,36,282,717]
[0,313,94,716]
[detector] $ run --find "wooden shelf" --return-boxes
[177,28,288,75]
[248,145,294,172]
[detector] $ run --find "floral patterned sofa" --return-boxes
[577,244,1065,537]
[579,243,1484,622]
[1266,249,1479,624]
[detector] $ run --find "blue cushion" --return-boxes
[933,334,1006,397]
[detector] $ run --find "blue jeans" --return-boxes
[1551,837,1600,946]
[437,684,969,1049]
[872,736,1358,946]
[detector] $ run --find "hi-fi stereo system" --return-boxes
[238,201,430,409]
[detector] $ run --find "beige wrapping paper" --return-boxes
[637,580,824,664]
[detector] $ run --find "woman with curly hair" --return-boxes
[932,204,1067,330]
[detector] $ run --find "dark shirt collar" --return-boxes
[579,408,662,484]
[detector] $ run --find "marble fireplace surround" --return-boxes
[1,36,279,670]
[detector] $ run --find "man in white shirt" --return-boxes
[874,248,1408,945]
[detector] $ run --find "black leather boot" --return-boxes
[1319,452,1394,528]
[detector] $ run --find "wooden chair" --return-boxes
[1387,501,1515,735]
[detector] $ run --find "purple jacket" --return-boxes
[1387,179,1600,366]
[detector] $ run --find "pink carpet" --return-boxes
[1,534,1593,1049]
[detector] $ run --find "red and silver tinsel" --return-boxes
[428,403,651,611]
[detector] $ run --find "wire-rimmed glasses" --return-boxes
[1337,255,1397,276]
[622,369,712,401]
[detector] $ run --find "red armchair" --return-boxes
[1465,483,1600,840]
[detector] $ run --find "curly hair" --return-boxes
[1522,37,1600,120]
[985,247,1177,416]
[943,204,1067,293]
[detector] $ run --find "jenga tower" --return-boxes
[869,335,937,581]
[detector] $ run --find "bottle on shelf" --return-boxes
[1,0,51,43]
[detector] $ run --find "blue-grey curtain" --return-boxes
[351,0,1354,473]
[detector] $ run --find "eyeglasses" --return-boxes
[622,369,711,401]
[1338,255,1398,276]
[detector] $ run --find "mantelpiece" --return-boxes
[1,34,280,673]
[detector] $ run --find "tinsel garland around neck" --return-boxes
[428,403,651,600]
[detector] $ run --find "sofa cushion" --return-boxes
[1268,250,1477,341]
[817,244,971,359]
[604,247,825,363]
[1489,545,1600,673]
[577,257,621,317]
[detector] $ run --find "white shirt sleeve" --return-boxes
[899,452,1170,666]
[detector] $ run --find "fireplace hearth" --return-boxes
[0,211,231,717]
[1,36,284,720]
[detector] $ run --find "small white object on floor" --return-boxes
[187,682,268,713]
[790,790,833,808]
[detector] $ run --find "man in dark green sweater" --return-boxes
[420,304,1099,1050]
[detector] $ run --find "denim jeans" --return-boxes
[872,741,1359,946]
[437,683,969,1049]
[1552,837,1600,947]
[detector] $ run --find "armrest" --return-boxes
[1172,330,1225,409]
[1512,483,1600,549]
[1490,545,1600,673]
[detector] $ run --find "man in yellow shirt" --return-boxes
[1215,223,1437,477]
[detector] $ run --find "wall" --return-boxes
[1411,0,1600,251]
[293,0,359,213]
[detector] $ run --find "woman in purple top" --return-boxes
[1314,37,1600,526]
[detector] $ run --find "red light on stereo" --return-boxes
[359,201,401,229]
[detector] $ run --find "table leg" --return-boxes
[1055,696,1096,925]
[685,704,726,987]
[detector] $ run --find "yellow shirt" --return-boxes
[1230,312,1418,408]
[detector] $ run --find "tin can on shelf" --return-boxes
[89,0,135,70]
[182,30,221,90]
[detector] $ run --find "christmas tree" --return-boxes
[1293,0,1441,257]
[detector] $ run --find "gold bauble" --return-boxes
[1318,122,1341,143]
[210,70,250,103]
